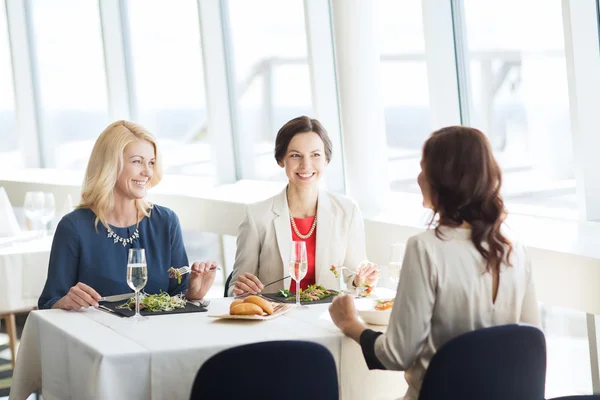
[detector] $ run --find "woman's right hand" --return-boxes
[232,273,264,296]
[53,282,101,310]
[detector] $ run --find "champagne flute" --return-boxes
[388,243,405,289]
[127,248,148,321]
[289,241,308,308]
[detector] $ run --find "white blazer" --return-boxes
[229,187,367,296]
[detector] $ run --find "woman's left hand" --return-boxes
[186,261,217,300]
[329,293,360,333]
[353,260,380,287]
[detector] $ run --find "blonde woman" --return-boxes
[38,121,216,310]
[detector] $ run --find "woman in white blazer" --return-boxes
[329,126,540,400]
[229,116,379,297]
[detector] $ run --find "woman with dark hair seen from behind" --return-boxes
[328,126,540,400]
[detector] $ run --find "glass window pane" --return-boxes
[376,0,432,193]
[29,0,110,170]
[227,0,313,181]
[126,0,213,178]
[463,0,575,216]
[0,1,20,167]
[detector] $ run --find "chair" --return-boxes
[189,340,339,400]
[0,311,18,367]
[419,324,546,400]
[548,397,600,400]
[223,271,233,297]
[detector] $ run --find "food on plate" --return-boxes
[228,296,275,316]
[116,291,186,312]
[167,267,183,284]
[330,265,339,278]
[229,299,244,312]
[375,299,394,311]
[277,284,337,302]
[358,283,374,297]
[230,303,264,316]
[243,295,273,315]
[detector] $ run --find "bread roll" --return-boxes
[244,295,274,315]
[230,303,264,316]
[229,299,244,312]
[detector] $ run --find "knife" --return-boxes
[100,293,134,302]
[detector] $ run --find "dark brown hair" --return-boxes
[422,126,512,273]
[274,116,332,164]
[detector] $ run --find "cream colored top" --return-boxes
[229,188,367,296]
[374,226,540,400]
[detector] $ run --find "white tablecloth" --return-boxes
[0,235,51,312]
[10,295,407,400]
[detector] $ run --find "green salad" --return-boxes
[116,291,186,312]
[277,284,337,302]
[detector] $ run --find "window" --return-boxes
[461,0,574,215]
[29,0,110,169]
[377,0,432,194]
[227,0,313,181]
[125,0,213,178]
[0,1,19,167]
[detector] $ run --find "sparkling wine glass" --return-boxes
[289,241,308,308]
[388,243,405,290]
[127,248,148,321]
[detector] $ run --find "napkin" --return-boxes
[0,186,22,236]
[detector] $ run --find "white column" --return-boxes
[421,0,462,129]
[303,0,345,194]
[562,0,600,221]
[5,0,41,167]
[197,0,236,184]
[98,0,132,122]
[330,0,387,214]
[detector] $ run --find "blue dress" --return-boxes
[38,205,189,309]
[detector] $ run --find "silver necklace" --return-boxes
[289,211,317,240]
[107,227,140,247]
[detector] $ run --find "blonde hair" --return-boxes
[78,120,163,231]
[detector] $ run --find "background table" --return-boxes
[0,235,51,367]
[10,295,407,400]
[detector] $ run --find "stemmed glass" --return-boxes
[289,241,308,308]
[39,192,56,236]
[127,248,148,321]
[24,191,43,232]
[388,243,405,290]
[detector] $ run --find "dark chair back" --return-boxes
[419,324,546,400]
[189,340,339,400]
[223,271,233,297]
[548,397,600,400]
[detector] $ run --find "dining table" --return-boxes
[0,233,52,367]
[9,290,407,400]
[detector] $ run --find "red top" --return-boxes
[290,216,316,291]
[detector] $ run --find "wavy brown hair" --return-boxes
[422,126,512,273]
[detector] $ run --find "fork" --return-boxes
[170,265,221,277]
[233,275,291,299]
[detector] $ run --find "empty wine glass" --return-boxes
[388,243,405,289]
[39,192,56,236]
[127,248,148,321]
[23,191,44,233]
[289,241,308,308]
